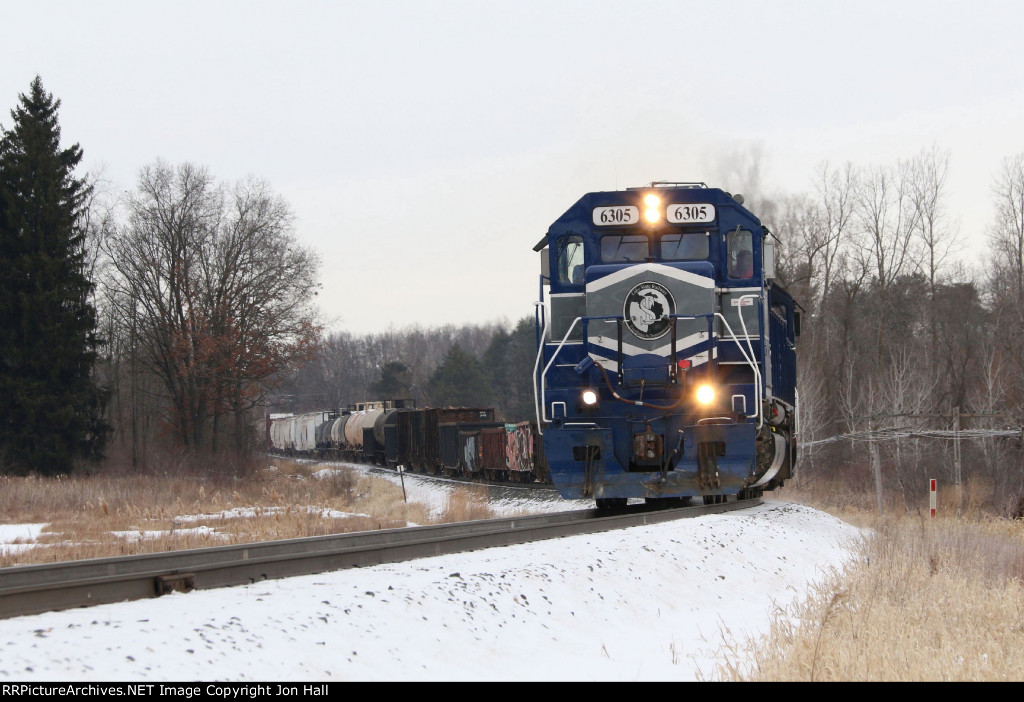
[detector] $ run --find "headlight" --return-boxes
[696,384,715,405]
[581,389,599,406]
[644,194,661,223]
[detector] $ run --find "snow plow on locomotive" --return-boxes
[533,182,799,508]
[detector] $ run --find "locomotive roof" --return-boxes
[544,184,764,241]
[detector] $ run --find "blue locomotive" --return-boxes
[532,182,799,507]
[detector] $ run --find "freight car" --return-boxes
[265,403,550,485]
[533,182,799,508]
[268,410,331,454]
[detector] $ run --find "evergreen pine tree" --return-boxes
[481,318,537,422]
[0,77,109,475]
[369,361,413,400]
[505,316,539,421]
[427,344,492,408]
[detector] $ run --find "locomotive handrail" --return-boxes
[536,311,720,433]
[737,293,766,429]
[633,181,708,189]
[793,388,801,475]
[532,305,549,433]
[667,312,717,373]
[535,315,584,434]
[736,293,762,387]
[714,309,763,429]
[536,299,766,433]
[582,312,717,374]
[537,312,646,432]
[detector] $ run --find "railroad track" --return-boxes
[292,456,557,491]
[0,498,759,621]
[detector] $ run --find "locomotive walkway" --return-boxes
[0,498,757,620]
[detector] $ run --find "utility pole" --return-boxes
[953,406,962,515]
[870,415,883,515]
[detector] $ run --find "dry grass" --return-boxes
[0,459,496,567]
[440,483,498,523]
[718,486,1024,681]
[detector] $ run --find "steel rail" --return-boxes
[0,498,758,621]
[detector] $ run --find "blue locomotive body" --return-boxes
[533,183,798,507]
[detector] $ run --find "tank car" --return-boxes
[533,182,799,508]
[344,402,384,460]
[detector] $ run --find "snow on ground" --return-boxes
[319,462,598,520]
[0,468,863,682]
[0,524,48,557]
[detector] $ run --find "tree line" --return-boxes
[276,316,537,424]
[2,76,1022,513]
[0,77,536,476]
[766,148,1024,516]
[1,78,319,475]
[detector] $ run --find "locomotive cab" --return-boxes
[533,182,798,506]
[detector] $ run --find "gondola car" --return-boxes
[532,182,799,508]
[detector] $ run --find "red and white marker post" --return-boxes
[930,479,937,517]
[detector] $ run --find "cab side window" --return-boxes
[727,229,754,279]
[557,235,585,285]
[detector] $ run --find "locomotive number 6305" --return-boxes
[667,203,715,223]
[593,206,640,226]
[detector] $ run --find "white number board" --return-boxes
[667,203,716,223]
[593,206,639,226]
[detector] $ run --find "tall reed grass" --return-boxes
[0,459,497,567]
[718,485,1024,681]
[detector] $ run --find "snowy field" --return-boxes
[0,466,863,681]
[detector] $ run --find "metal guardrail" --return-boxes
[0,498,757,620]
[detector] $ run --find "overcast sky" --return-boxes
[4,1,1023,334]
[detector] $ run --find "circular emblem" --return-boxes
[623,281,675,340]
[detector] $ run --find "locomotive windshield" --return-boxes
[600,232,709,263]
[600,234,648,262]
[660,231,709,260]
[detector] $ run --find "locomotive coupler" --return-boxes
[632,424,663,468]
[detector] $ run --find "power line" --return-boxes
[803,409,1022,448]
[804,426,1022,447]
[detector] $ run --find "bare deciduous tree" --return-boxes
[991,154,1024,311]
[104,161,320,457]
[814,161,857,312]
[910,145,959,293]
[988,153,1024,416]
[855,160,923,292]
